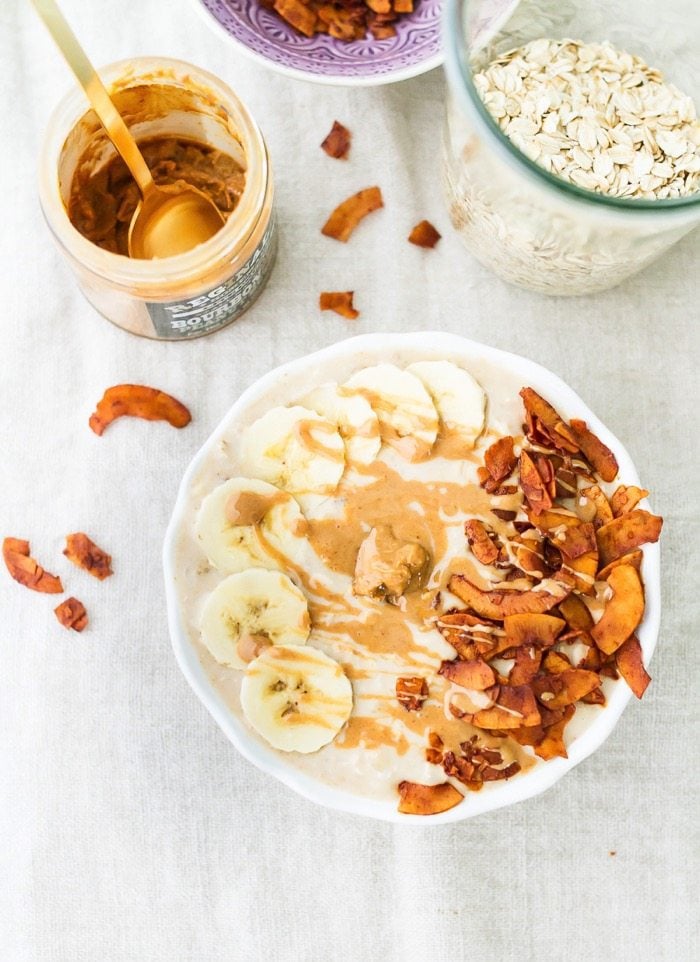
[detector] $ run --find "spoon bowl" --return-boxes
[128,183,226,260]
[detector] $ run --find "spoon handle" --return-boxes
[31,0,154,195]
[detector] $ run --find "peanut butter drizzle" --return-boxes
[254,524,356,616]
[337,715,411,755]
[308,460,492,578]
[431,428,483,462]
[294,420,345,463]
[344,388,437,462]
[225,489,287,526]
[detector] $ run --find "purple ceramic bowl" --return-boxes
[191,0,443,85]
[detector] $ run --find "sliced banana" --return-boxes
[200,569,310,669]
[406,360,486,449]
[241,644,353,753]
[196,477,307,574]
[302,383,381,466]
[241,405,345,495]
[343,363,439,461]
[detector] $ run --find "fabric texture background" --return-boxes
[1,2,698,960]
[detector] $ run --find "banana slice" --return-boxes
[406,360,486,449]
[343,364,439,461]
[200,569,310,669]
[241,644,353,753]
[241,405,345,495]
[196,477,307,574]
[302,383,381,466]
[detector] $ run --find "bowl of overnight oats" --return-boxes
[163,332,662,822]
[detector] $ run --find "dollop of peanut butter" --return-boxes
[352,525,430,605]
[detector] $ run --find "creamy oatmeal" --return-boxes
[171,344,661,815]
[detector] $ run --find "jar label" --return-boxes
[145,215,277,339]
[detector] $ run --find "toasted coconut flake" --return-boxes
[569,418,618,482]
[563,548,599,596]
[397,780,463,815]
[63,533,112,580]
[321,120,351,159]
[590,564,645,655]
[497,684,541,726]
[580,484,614,528]
[408,220,441,248]
[439,658,495,691]
[520,387,578,453]
[396,676,428,711]
[519,450,553,512]
[597,549,643,581]
[555,522,597,560]
[448,573,573,620]
[581,687,606,706]
[483,435,516,483]
[542,649,572,674]
[319,291,359,320]
[273,0,317,36]
[3,537,63,593]
[527,507,580,535]
[321,187,383,243]
[511,539,548,580]
[558,594,594,632]
[611,485,649,517]
[54,597,88,632]
[468,704,528,730]
[615,635,651,698]
[509,646,542,684]
[504,612,565,647]
[464,519,499,566]
[534,705,575,760]
[596,510,663,567]
[533,668,600,708]
[89,384,191,436]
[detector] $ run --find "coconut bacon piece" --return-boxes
[320,120,351,159]
[408,220,441,248]
[63,533,113,580]
[3,537,63,593]
[397,780,463,815]
[590,564,645,655]
[321,187,384,243]
[596,510,663,567]
[319,291,359,320]
[89,384,191,436]
[615,635,651,698]
[448,573,573,620]
[54,597,88,632]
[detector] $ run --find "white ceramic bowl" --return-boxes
[163,332,661,823]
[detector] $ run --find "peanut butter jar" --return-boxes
[39,58,276,340]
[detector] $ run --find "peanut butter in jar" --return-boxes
[39,58,277,340]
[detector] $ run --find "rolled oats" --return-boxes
[474,39,700,199]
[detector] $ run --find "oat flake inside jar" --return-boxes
[442,0,700,295]
[39,58,276,339]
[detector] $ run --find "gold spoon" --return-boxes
[32,0,225,259]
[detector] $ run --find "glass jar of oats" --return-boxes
[39,58,276,339]
[442,0,700,294]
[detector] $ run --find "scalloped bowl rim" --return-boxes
[163,331,660,824]
[188,0,444,86]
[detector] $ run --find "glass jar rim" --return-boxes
[443,0,700,219]
[38,56,270,290]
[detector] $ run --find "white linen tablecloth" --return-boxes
[1,1,698,959]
